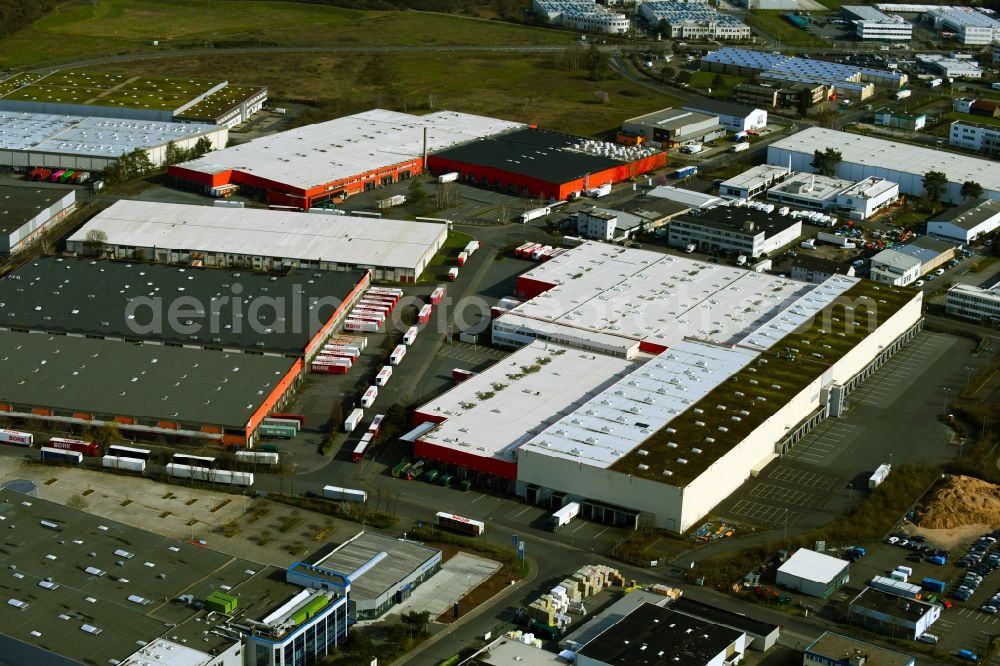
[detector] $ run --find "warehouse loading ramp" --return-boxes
[401,422,437,443]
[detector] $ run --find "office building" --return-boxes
[844,5,913,40]
[790,256,857,283]
[682,98,767,133]
[638,2,752,40]
[775,548,850,598]
[893,236,957,275]
[719,164,793,199]
[917,53,983,78]
[532,0,631,33]
[949,120,1000,157]
[804,631,915,666]
[946,283,1000,324]
[874,109,927,131]
[926,6,1000,45]
[848,587,941,640]
[668,204,802,258]
[869,248,922,285]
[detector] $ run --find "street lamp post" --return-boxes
[848,482,854,513]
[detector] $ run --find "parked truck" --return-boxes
[684,242,696,253]
[548,501,581,531]
[928,78,943,88]
[519,207,550,224]
[448,267,459,281]
[869,463,891,489]
[895,89,912,100]
[674,166,698,179]
[585,183,612,198]
[376,194,406,210]
[323,485,367,502]
[731,142,750,153]
[817,231,851,248]
[437,172,459,184]
[344,408,364,433]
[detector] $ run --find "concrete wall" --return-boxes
[826,295,922,385]
[4,189,76,254]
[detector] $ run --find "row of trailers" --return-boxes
[512,242,566,262]
[312,287,404,375]
[28,167,91,185]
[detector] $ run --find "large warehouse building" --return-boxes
[67,200,447,282]
[0,70,267,125]
[0,110,227,171]
[0,330,299,446]
[0,257,369,360]
[0,489,353,666]
[169,109,523,209]
[768,127,1000,204]
[413,243,921,532]
[0,182,76,254]
[426,128,665,202]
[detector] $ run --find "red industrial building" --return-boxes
[427,128,666,202]
[168,109,523,209]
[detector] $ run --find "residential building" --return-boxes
[767,127,1000,203]
[638,2,752,40]
[683,98,767,132]
[775,548,850,599]
[848,587,941,640]
[804,631,915,666]
[928,199,1000,243]
[621,107,727,148]
[869,248,922,286]
[576,603,748,666]
[844,5,913,40]
[790,256,857,283]
[0,183,76,254]
[949,120,1000,157]
[874,109,927,132]
[532,0,631,33]
[926,6,1000,45]
[893,236,958,275]
[668,204,802,257]
[946,283,1000,324]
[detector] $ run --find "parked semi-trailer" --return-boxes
[418,304,433,324]
[344,408,364,433]
[344,319,380,333]
[437,172,459,184]
[323,485,368,502]
[0,429,33,447]
[48,437,100,457]
[403,326,419,345]
[376,366,393,386]
[731,143,749,153]
[102,455,146,473]
[166,463,254,487]
[869,463,891,489]
[40,447,83,464]
[674,166,698,179]
[453,368,476,381]
[430,287,446,305]
[361,386,379,408]
[519,207,550,224]
[236,450,280,465]
[389,344,407,365]
[548,501,581,531]
[448,267,459,281]
[312,359,352,374]
[368,414,385,436]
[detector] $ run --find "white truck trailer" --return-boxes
[548,501,581,531]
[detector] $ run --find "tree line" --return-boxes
[102,137,213,186]
[0,0,55,41]
[250,0,527,20]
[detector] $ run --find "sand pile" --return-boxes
[917,475,1000,530]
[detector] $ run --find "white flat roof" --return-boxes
[122,638,217,666]
[769,127,1000,192]
[176,109,523,191]
[68,200,446,271]
[840,177,898,200]
[720,164,792,192]
[778,548,848,583]
[417,341,636,462]
[648,185,723,208]
[739,275,859,350]
[520,340,759,468]
[509,243,819,348]
[0,111,219,157]
[872,248,922,270]
[769,172,854,201]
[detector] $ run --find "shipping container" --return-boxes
[417,304,433,324]
[448,267,459,281]
[376,194,406,209]
[172,453,216,468]
[107,444,151,461]
[167,463,253,487]
[50,169,66,183]
[376,365,393,386]
[349,309,386,323]
[895,89,911,99]
[269,413,306,427]
[258,424,296,440]
[344,408,364,433]
[367,287,404,298]
[922,577,946,593]
[323,485,367,502]
[360,386,379,408]
[430,287,446,305]
[236,450,280,465]
[452,368,476,381]
[344,319,380,333]
[674,166,698,179]
[102,455,146,473]
[48,437,100,457]
[0,428,33,447]
[585,183,612,198]
[513,242,534,257]
[403,326,419,345]
[312,360,351,374]
[870,575,921,599]
[389,344,407,365]
[40,447,83,464]
[263,417,301,433]
[457,251,468,267]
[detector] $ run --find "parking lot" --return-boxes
[717,330,971,531]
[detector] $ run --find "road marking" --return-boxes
[514,506,531,518]
[570,521,589,534]
[471,494,486,503]
[593,527,610,539]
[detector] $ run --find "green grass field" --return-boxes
[689,71,746,99]
[0,0,572,68]
[84,52,677,137]
[946,111,1000,127]
[746,11,832,48]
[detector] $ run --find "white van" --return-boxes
[918,633,938,644]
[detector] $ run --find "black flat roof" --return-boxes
[676,206,799,237]
[671,597,779,638]
[684,98,758,118]
[0,258,366,355]
[429,128,625,184]
[930,198,1000,230]
[576,603,743,665]
[0,183,73,235]
[0,330,294,429]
